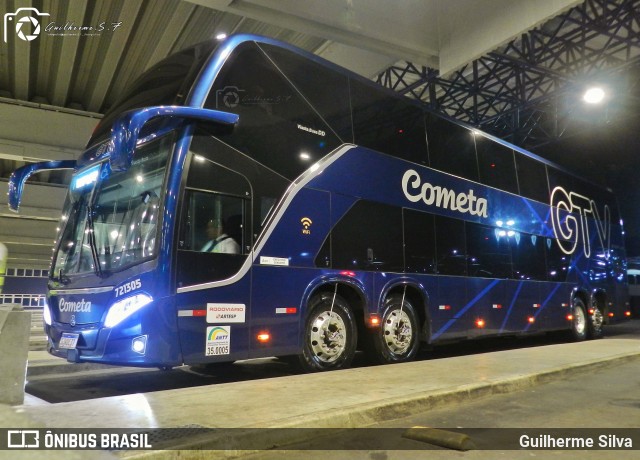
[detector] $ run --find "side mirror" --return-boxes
[8,160,76,212]
[108,106,239,172]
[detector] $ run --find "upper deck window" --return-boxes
[205,42,342,180]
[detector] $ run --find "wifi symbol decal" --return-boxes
[301,217,313,234]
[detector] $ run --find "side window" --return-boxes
[434,215,467,276]
[475,136,518,194]
[205,42,342,180]
[466,223,512,279]
[511,233,547,281]
[350,78,428,165]
[545,238,570,282]
[176,156,251,287]
[426,113,479,181]
[261,43,353,142]
[328,200,403,272]
[403,209,436,274]
[515,153,549,203]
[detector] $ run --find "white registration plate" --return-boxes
[59,333,79,349]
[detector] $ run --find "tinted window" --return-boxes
[350,78,427,165]
[328,200,403,272]
[261,44,353,142]
[435,215,467,276]
[545,237,570,282]
[511,232,547,280]
[403,209,436,274]
[475,136,518,194]
[92,41,216,144]
[515,153,549,203]
[426,113,479,181]
[466,223,512,279]
[206,42,341,179]
[176,155,251,287]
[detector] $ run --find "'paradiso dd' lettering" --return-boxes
[401,169,488,217]
[550,186,610,259]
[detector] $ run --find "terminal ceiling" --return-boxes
[1,0,640,268]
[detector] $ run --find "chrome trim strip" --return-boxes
[177,143,355,293]
[50,286,114,295]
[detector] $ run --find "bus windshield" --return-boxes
[52,134,173,277]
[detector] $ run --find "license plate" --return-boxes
[59,332,79,349]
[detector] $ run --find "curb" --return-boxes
[121,350,640,458]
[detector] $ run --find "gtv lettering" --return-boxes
[401,169,488,217]
[550,186,610,259]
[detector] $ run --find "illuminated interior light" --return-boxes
[475,318,485,328]
[257,332,270,343]
[299,152,311,161]
[194,155,206,162]
[583,87,605,104]
[215,33,227,40]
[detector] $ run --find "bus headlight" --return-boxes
[43,302,52,326]
[104,294,153,328]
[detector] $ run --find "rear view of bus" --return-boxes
[8,34,630,370]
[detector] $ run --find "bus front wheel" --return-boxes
[299,293,357,372]
[370,295,420,364]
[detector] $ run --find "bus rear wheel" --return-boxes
[370,295,420,364]
[588,302,604,339]
[299,292,357,372]
[569,298,588,341]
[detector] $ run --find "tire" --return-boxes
[369,294,420,364]
[299,292,357,372]
[588,301,604,339]
[569,298,588,341]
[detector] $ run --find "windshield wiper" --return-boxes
[86,205,105,278]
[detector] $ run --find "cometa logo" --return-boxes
[401,169,488,217]
[59,298,92,313]
[3,8,49,43]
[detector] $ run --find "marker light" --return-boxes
[104,293,153,328]
[566,314,574,321]
[475,319,485,328]
[625,311,632,317]
[369,315,380,327]
[43,302,52,326]
[257,332,270,343]
[528,316,535,324]
[608,312,615,318]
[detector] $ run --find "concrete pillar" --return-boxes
[0,305,30,405]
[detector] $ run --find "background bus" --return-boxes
[9,34,630,372]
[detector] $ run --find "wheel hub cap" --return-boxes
[383,309,413,354]
[309,311,346,363]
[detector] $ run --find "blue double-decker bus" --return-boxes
[9,34,630,371]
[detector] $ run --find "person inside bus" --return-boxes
[200,219,240,254]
